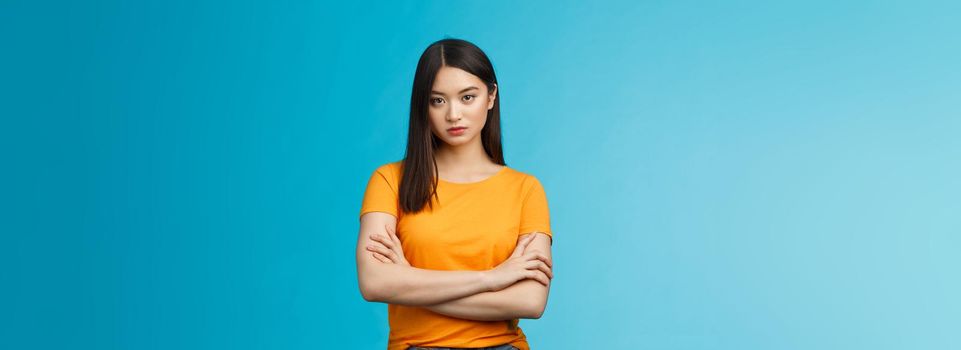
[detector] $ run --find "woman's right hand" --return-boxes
[482,233,553,292]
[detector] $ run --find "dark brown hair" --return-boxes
[399,38,505,214]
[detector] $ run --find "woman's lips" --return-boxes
[447,127,467,136]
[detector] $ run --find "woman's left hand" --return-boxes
[366,224,410,266]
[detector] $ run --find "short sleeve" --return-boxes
[519,175,552,241]
[359,164,399,218]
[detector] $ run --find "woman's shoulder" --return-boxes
[501,166,544,188]
[375,160,404,172]
[370,160,404,183]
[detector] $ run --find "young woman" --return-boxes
[356,38,554,350]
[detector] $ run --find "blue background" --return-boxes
[2,1,959,349]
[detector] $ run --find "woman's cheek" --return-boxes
[470,105,486,122]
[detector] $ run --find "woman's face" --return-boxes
[428,66,497,148]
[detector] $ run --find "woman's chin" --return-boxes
[440,136,475,147]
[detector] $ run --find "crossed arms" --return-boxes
[356,212,553,321]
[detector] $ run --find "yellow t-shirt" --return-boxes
[360,161,552,350]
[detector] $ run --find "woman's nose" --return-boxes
[446,105,462,121]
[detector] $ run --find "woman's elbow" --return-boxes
[360,284,379,302]
[358,273,385,302]
[524,299,547,319]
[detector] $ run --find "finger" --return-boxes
[511,234,535,257]
[536,271,550,286]
[370,233,392,246]
[530,252,552,268]
[371,252,391,263]
[527,270,550,286]
[524,252,552,268]
[385,224,401,244]
[366,244,396,260]
[524,233,537,253]
[369,234,394,249]
[521,233,535,243]
[373,233,403,257]
[520,233,536,249]
[515,233,533,246]
[537,261,553,279]
[387,226,404,250]
[525,260,553,279]
[366,239,389,251]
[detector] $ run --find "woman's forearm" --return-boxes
[424,279,543,321]
[423,234,553,321]
[357,213,496,306]
[359,213,552,314]
[360,262,492,306]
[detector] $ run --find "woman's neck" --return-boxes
[434,140,496,174]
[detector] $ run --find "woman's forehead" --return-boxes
[431,67,484,94]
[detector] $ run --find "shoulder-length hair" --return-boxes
[400,38,504,214]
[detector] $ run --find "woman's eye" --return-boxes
[463,95,475,102]
[431,98,444,105]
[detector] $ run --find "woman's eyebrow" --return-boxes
[430,86,479,96]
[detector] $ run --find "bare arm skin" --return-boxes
[364,222,554,321]
[356,212,492,306]
[422,233,553,321]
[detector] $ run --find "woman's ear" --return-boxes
[488,83,497,110]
